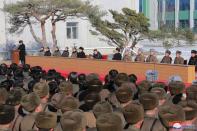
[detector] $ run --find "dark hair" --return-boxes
[116,48,120,52]
[128,74,138,84]
[68,72,78,84]
[0,105,15,124]
[48,81,58,97]
[109,69,119,80]
[23,64,30,72]
[9,63,18,72]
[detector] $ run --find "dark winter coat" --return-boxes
[112,53,122,60]
[77,51,86,58]
[160,56,172,64]
[61,50,69,57]
[93,52,102,59]
[44,51,51,56]
[18,44,26,61]
[188,56,197,65]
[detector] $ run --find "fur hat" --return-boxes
[59,96,79,113]
[93,101,113,118]
[178,100,197,120]
[35,112,57,129]
[0,88,8,105]
[165,50,171,55]
[0,105,15,124]
[86,73,100,82]
[176,50,182,54]
[137,80,151,94]
[191,50,197,54]
[6,87,26,106]
[79,47,84,50]
[158,104,185,128]
[84,92,101,110]
[87,79,103,92]
[152,82,167,92]
[139,93,159,110]
[168,81,185,95]
[114,73,129,87]
[50,92,66,109]
[116,85,133,103]
[186,85,197,102]
[20,92,41,112]
[150,87,167,100]
[59,81,73,95]
[33,81,49,98]
[96,113,123,131]
[123,102,144,124]
[61,110,86,131]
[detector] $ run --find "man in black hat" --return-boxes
[161,50,172,64]
[77,47,86,58]
[18,40,26,65]
[188,50,197,65]
[174,50,184,65]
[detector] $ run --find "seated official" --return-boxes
[53,46,61,57]
[123,50,132,61]
[188,50,197,65]
[61,47,69,57]
[44,47,51,56]
[71,47,78,58]
[146,49,158,63]
[174,50,184,65]
[160,50,172,64]
[93,49,102,59]
[77,47,86,58]
[112,48,122,60]
[135,48,145,62]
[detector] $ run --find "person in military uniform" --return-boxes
[44,47,51,56]
[135,48,145,62]
[53,46,61,57]
[188,50,197,65]
[146,49,158,63]
[160,50,172,64]
[174,50,184,65]
[61,47,69,57]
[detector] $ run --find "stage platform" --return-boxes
[26,56,196,83]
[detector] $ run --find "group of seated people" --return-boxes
[39,46,197,66]
[0,63,197,131]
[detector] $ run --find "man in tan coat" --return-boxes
[174,50,184,65]
[146,49,158,63]
[161,50,172,64]
[135,48,145,62]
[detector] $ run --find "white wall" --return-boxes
[0,0,6,49]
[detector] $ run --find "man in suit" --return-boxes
[18,40,26,65]
[112,48,122,60]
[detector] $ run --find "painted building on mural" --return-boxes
[0,0,139,53]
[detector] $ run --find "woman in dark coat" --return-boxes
[18,40,26,65]
[77,47,86,58]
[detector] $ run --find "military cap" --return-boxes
[168,81,185,95]
[20,92,41,112]
[122,102,144,124]
[116,84,133,103]
[191,50,197,54]
[178,100,197,120]
[35,112,57,129]
[33,81,49,98]
[114,73,129,87]
[59,81,73,95]
[158,103,185,128]
[79,47,84,50]
[0,88,8,105]
[139,93,159,110]
[137,80,152,94]
[186,85,197,102]
[96,113,123,131]
[93,101,113,118]
[152,82,168,92]
[0,105,15,124]
[60,110,86,131]
[165,50,171,55]
[176,50,182,54]
[150,87,167,100]
[60,96,79,113]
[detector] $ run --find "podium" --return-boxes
[12,50,20,64]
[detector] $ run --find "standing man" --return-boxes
[160,50,172,64]
[18,40,26,65]
[174,50,184,65]
[188,50,197,65]
[146,49,158,63]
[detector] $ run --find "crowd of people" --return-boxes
[38,46,197,66]
[0,63,197,131]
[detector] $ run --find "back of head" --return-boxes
[59,81,73,95]
[186,85,197,102]
[114,73,129,87]
[152,82,168,92]
[87,79,103,92]
[0,105,15,125]
[128,74,138,84]
[20,92,41,112]
[168,81,185,95]
[48,81,58,96]
[109,69,119,80]
[178,100,197,120]
[68,72,78,84]
[86,73,100,83]
[33,81,49,98]
[35,112,57,130]
[60,110,86,131]
[150,87,167,100]
[96,113,123,131]
[137,80,151,95]
[123,102,144,125]
[59,96,79,113]
[158,103,185,128]
[116,84,133,104]
[93,101,113,118]
[139,92,159,110]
